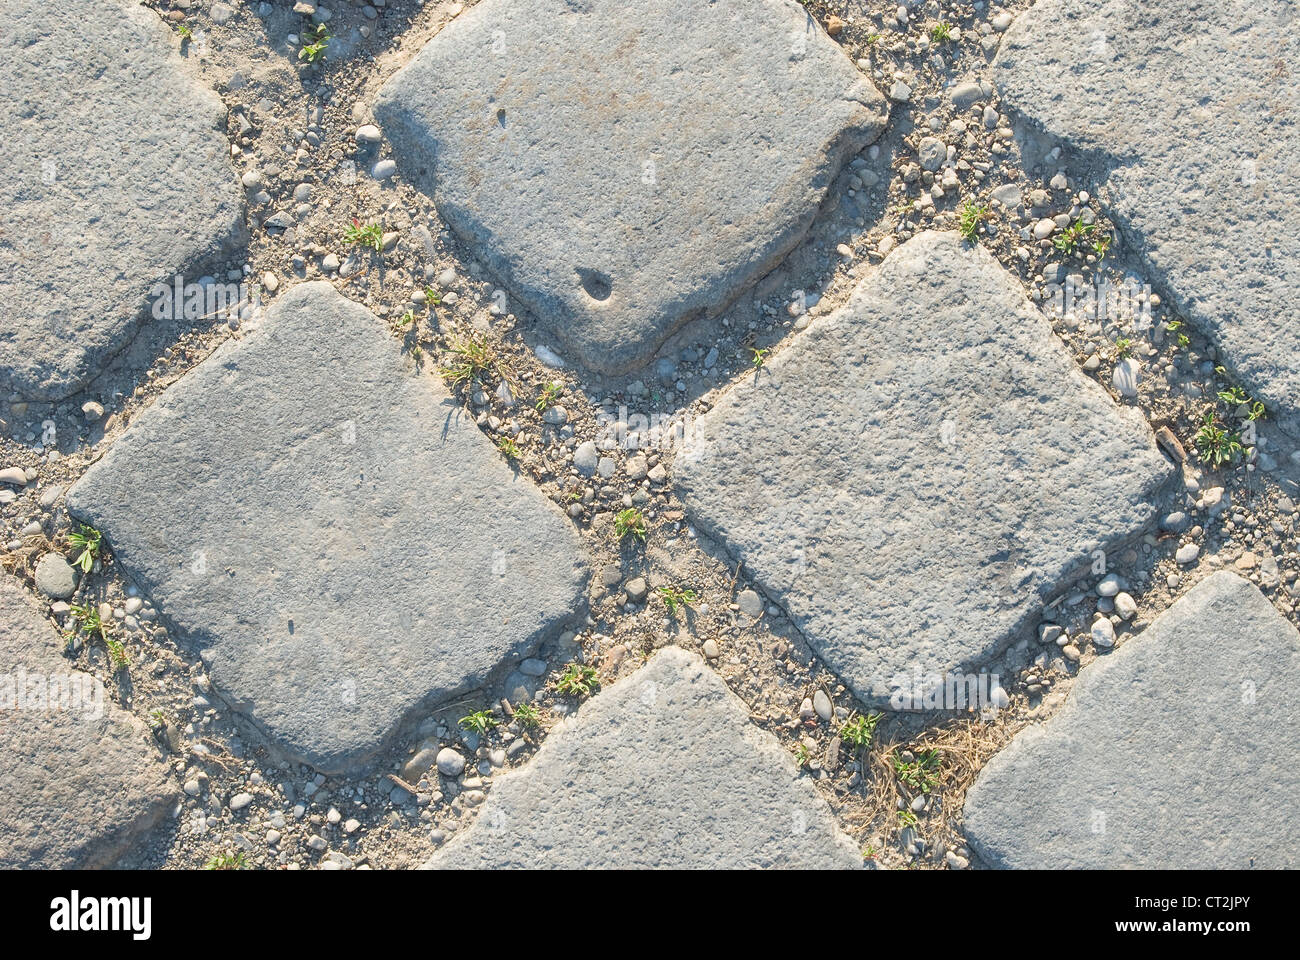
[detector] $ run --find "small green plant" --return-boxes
[1193,409,1245,468]
[893,749,942,794]
[1092,234,1112,259]
[105,638,130,671]
[148,708,167,730]
[554,662,599,698]
[958,200,990,242]
[897,809,920,829]
[391,310,416,334]
[497,436,521,460]
[1248,400,1267,422]
[205,851,248,870]
[862,844,878,861]
[656,585,699,618]
[459,710,499,736]
[794,743,811,768]
[930,21,954,43]
[864,32,881,46]
[343,218,383,252]
[176,23,194,42]
[839,712,883,752]
[1115,337,1133,359]
[298,23,329,63]
[512,700,541,728]
[68,524,103,575]
[439,332,497,387]
[423,285,442,306]
[535,382,563,412]
[1167,319,1190,348]
[1218,385,1248,405]
[614,507,647,543]
[68,602,107,643]
[750,346,770,369]
[1052,218,1096,255]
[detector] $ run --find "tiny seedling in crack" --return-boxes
[176,23,194,42]
[614,507,647,543]
[1052,218,1095,255]
[390,310,415,334]
[148,708,168,731]
[68,523,102,574]
[1217,385,1249,407]
[656,584,699,618]
[439,332,496,387]
[893,749,942,794]
[68,602,107,643]
[839,712,882,752]
[298,24,329,63]
[205,851,248,870]
[343,218,383,252]
[794,743,811,768]
[535,382,563,412]
[750,346,770,369]
[958,200,990,242]
[105,638,130,671]
[497,436,521,460]
[864,33,881,46]
[1167,319,1190,348]
[897,809,920,829]
[1092,234,1112,259]
[554,662,599,698]
[423,285,442,307]
[1115,337,1133,359]
[930,21,954,43]
[862,845,878,861]
[1248,400,1267,422]
[512,700,541,729]
[459,710,499,736]
[1193,410,1245,468]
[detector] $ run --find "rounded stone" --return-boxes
[33,553,76,600]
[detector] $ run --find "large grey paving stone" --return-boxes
[0,575,178,868]
[423,647,860,869]
[374,0,886,375]
[963,572,1300,868]
[994,0,1300,429]
[675,231,1172,703]
[0,0,244,401]
[67,282,589,773]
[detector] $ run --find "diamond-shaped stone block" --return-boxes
[374,0,887,374]
[0,576,178,868]
[67,282,589,773]
[963,572,1300,868]
[994,0,1300,430]
[0,0,244,400]
[423,647,861,869]
[675,231,1172,703]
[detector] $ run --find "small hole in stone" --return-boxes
[496,107,506,127]
[576,268,612,301]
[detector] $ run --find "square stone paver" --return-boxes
[423,647,861,869]
[0,575,178,868]
[374,0,887,374]
[0,0,244,400]
[963,571,1300,868]
[67,282,589,773]
[994,0,1300,431]
[675,231,1173,704]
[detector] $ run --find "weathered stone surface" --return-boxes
[963,572,1300,868]
[675,232,1171,703]
[0,0,244,400]
[374,0,886,375]
[994,0,1300,430]
[67,282,588,773]
[0,576,177,868]
[424,647,860,869]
